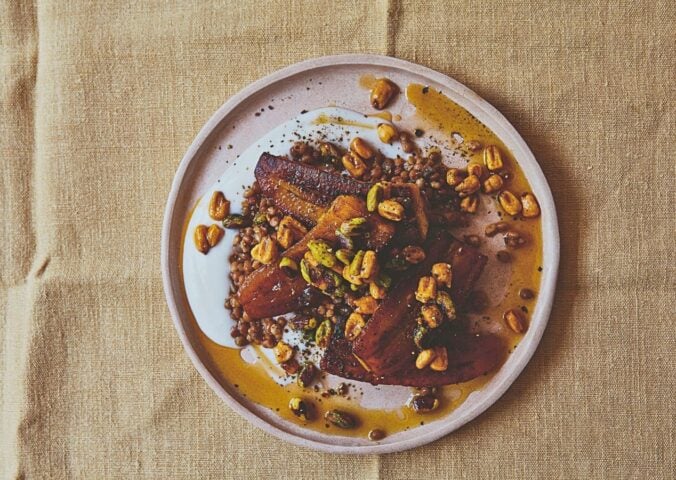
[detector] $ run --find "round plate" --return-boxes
[161,54,559,454]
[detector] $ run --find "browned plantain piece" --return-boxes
[254,153,429,242]
[255,153,370,224]
[351,233,488,376]
[321,333,505,387]
[239,195,394,318]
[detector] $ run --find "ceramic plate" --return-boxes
[161,54,559,453]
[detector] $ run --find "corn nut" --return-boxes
[377,199,404,221]
[415,276,437,304]
[250,237,278,264]
[377,123,398,144]
[341,152,367,178]
[420,304,443,328]
[498,190,522,216]
[350,137,375,160]
[504,308,528,333]
[521,193,541,218]
[483,145,504,171]
[208,191,230,221]
[206,224,223,247]
[430,346,449,371]
[460,194,479,213]
[345,312,366,340]
[415,348,436,369]
[194,225,210,254]
[455,174,481,197]
[431,263,452,288]
[483,174,504,194]
[446,168,465,187]
[370,78,398,110]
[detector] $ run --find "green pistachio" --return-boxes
[335,249,354,265]
[279,257,298,277]
[324,409,357,429]
[366,183,385,212]
[436,291,457,321]
[307,240,337,268]
[339,217,368,237]
[349,250,366,277]
[315,319,333,348]
[222,214,250,229]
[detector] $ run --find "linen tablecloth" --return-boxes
[1,1,674,478]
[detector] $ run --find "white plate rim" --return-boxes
[161,54,560,454]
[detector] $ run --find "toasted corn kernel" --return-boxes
[498,190,522,216]
[455,174,481,197]
[369,281,387,299]
[324,409,357,429]
[359,250,379,281]
[415,348,437,369]
[521,193,541,218]
[485,221,510,237]
[460,194,479,213]
[431,263,452,288]
[339,217,368,237]
[420,304,443,328]
[206,224,224,247]
[194,225,210,254]
[208,191,230,220]
[308,240,337,268]
[279,257,298,277]
[366,183,385,212]
[345,312,367,340]
[377,199,404,221]
[273,341,294,363]
[430,346,449,371]
[415,276,437,304]
[483,145,504,171]
[350,137,375,160]
[436,291,457,320]
[467,162,486,179]
[354,296,378,315]
[289,397,312,421]
[250,237,278,264]
[315,319,333,348]
[483,174,504,194]
[335,249,354,265]
[504,308,528,333]
[341,152,367,178]
[276,224,294,249]
[370,78,398,110]
[446,168,465,187]
[377,123,398,144]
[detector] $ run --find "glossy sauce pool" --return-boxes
[181,84,542,440]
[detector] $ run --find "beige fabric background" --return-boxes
[1,0,674,478]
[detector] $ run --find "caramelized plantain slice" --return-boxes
[321,332,505,387]
[351,234,487,376]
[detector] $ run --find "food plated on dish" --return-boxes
[179,75,544,442]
